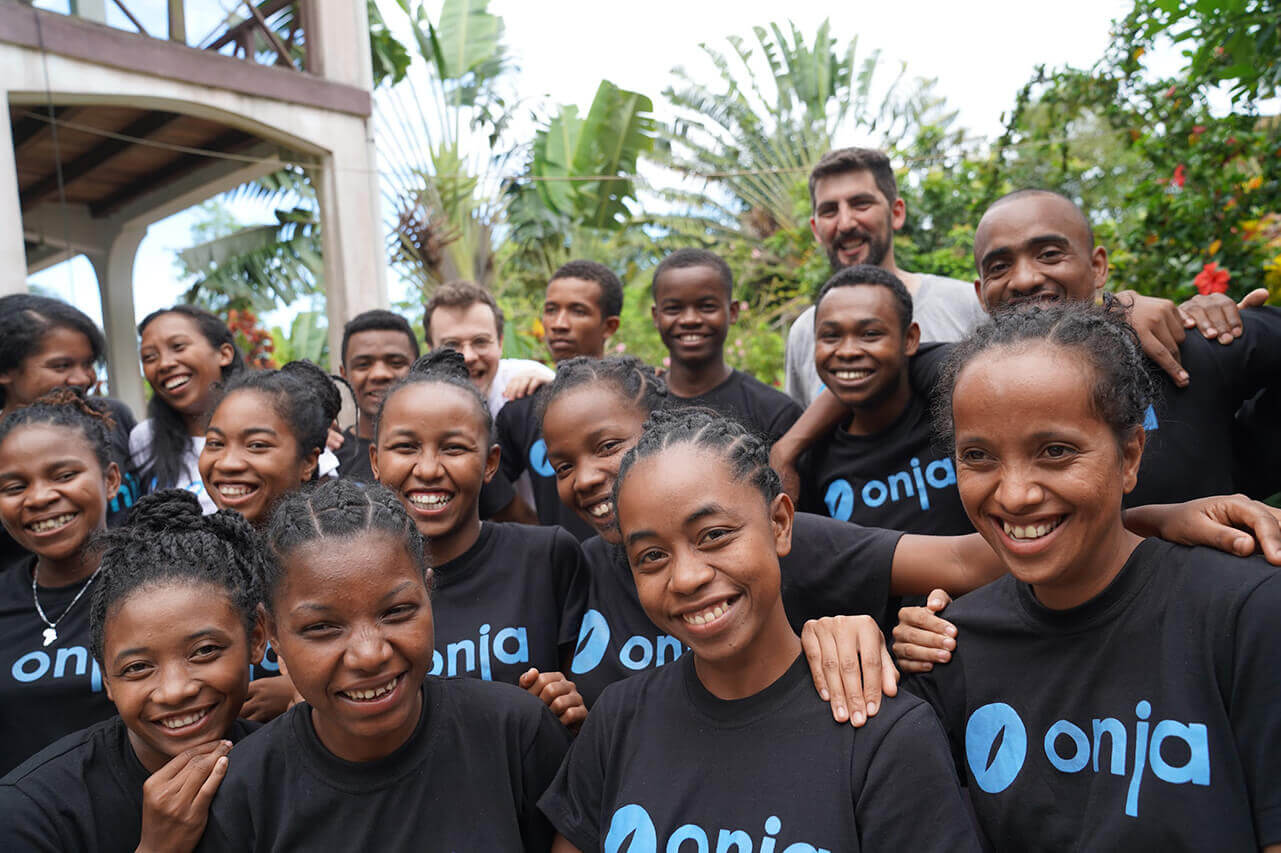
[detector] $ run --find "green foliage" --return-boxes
[269,310,330,366]
[368,0,412,87]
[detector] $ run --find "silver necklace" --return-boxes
[32,564,102,647]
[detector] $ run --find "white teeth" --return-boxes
[588,501,613,518]
[342,675,399,701]
[833,369,871,381]
[682,601,730,625]
[1003,518,1061,540]
[159,708,208,730]
[409,493,451,508]
[678,334,704,342]
[29,513,75,533]
[163,375,191,391]
[217,484,253,497]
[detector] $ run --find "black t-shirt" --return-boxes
[430,522,587,685]
[665,368,803,443]
[540,652,981,852]
[0,558,117,776]
[569,515,900,708]
[1233,386,1281,500]
[799,393,973,536]
[0,716,259,851]
[198,677,570,852]
[0,397,144,573]
[333,426,518,519]
[496,393,596,541]
[908,539,1281,851]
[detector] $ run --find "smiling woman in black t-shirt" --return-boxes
[0,490,265,852]
[198,480,569,851]
[907,302,1281,851]
[539,408,981,852]
[372,349,587,727]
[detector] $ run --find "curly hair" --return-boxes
[536,355,668,430]
[931,300,1158,451]
[89,489,264,663]
[211,360,341,462]
[374,348,491,442]
[0,387,115,470]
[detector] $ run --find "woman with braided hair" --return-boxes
[369,349,588,728]
[0,490,267,852]
[538,407,982,852]
[198,478,570,851]
[0,389,123,775]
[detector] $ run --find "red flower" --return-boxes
[1165,85,1178,98]
[1193,262,1230,295]
[1172,164,1187,188]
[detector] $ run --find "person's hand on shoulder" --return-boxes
[1123,495,1281,565]
[801,614,898,727]
[891,589,956,674]
[1178,288,1269,344]
[503,371,553,401]
[1114,291,1191,387]
[520,668,587,730]
[136,740,231,853]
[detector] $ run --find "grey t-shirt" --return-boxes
[784,273,986,406]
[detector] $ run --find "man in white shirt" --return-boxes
[785,148,985,406]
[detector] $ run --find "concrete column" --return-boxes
[0,90,26,296]
[314,134,387,371]
[86,226,146,414]
[308,0,374,89]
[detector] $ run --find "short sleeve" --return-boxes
[784,311,812,407]
[537,702,611,850]
[495,404,527,482]
[551,529,590,648]
[519,703,573,851]
[0,785,63,851]
[853,701,983,852]
[765,394,804,444]
[904,647,971,777]
[1228,571,1281,845]
[909,343,954,396]
[780,514,901,632]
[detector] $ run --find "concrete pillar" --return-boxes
[314,135,387,371]
[0,91,26,296]
[308,0,374,89]
[86,226,146,414]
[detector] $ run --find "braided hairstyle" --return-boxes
[0,294,106,409]
[89,489,264,663]
[212,360,341,465]
[262,478,427,613]
[613,408,781,511]
[931,300,1157,451]
[137,306,245,489]
[0,387,115,470]
[374,348,491,442]
[536,355,668,430]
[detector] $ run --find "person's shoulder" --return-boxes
[219,709,295,778]
[1147,539,1281,599]
[942,573,1021,625]
[497,358,555,379]
[730,369,796,409]
[488,519,571,551]
[787,305,816,339]
[433,675,563,736]
[0,716,120,790]
[128,418,155,452]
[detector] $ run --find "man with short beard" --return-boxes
[784,148,985,407]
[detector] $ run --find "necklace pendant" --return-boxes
[41,627,57,647]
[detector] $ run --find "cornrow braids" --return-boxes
[262,479,427,613]
[89,489,265,663]
[0,387,115,470]
[374,348,492,442]
[931,300,1157,452]
[535,355,668,430]
[613,408,781,511]
[211,360,341,462]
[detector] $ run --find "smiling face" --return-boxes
[103,581,262,773]
[139,313,234,425]
[0,424,119,565]
[267,531,433,763]
[542,277,619,362]
[542,384,646,543]
[0,326,99,413]
[199,390,318,526]
[973,193,1109,311]
[651,265,739,368]
[617,444,796,679]
[427,303,503,395]
[371,382,498,565]
[952,344,1144,610]
[341,329,415,428]
[809,169,904,272]
[814,284,919,419]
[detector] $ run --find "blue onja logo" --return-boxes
[964,701,1209,817]
[570,609,684,675]
[823,456,956,521]
[530,439,555,478]
[605,805,830,853]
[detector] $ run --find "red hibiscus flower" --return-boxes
[1172,164,1187,188]
[1193,262,1230,295]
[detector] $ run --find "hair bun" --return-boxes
[126,489,203,531]
[280,359,342,423]
[409,348,469,381]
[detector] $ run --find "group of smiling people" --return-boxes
[0,145,1277,852]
